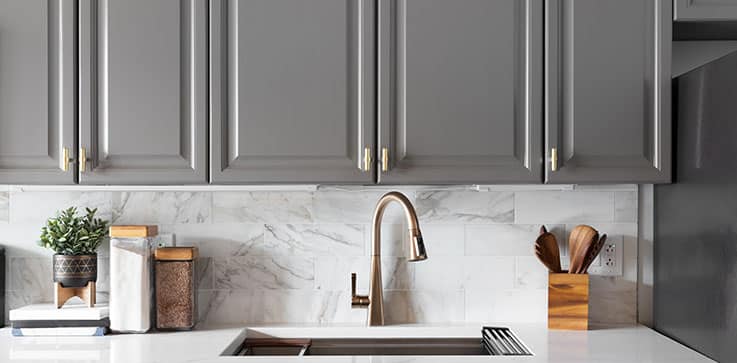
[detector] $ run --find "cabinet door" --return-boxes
[210,0,375,184]
[674,0,737,21]
[0,0,76,184]
[376,0,542,184]
[545,0,671,183]
[79,0,208,185]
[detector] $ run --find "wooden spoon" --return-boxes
[580,234,607,274]
[534,232,562,273]
[568,225,598,274]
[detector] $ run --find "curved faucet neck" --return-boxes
[371,192,421,256]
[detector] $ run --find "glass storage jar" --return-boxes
[154,247,198,330]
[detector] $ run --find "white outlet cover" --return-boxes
[588,237,623,276]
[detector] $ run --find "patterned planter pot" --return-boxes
[53,254,97,288]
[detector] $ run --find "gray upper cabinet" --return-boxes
[545,0,672,183]
[0,0,76,184]
[210,0,375,184]
[377,0,543,184]
[674,0,737,21]
[78,0,208,185]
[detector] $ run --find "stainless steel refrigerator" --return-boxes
[655,49,737,362]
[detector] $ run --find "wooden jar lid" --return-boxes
[155,247,198,261]
[109,225,159,238]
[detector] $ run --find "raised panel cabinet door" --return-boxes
[545,0,672,183]
[376,0,543,184]
[0,0,76,184]
[210,0,375,184]
[79,0,208,185]
[675,0,737,21]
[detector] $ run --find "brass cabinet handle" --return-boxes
[551,147,558,172]
[381,147,389,172]
[61,147,72,172]
[80,147,87,172]
[363,146,371,172]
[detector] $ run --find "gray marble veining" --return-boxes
[160,223,264,257]
[416,191,514,223]
[112,192,211,224]
[2,186,640,325]
[214,255,314,290]
[213,192,313,224]
[314,256,412,291]
[264,224,364,256]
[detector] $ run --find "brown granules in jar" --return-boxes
[155,261,194,329]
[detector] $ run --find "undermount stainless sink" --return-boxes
[229,328,532,357]
[235,338,488,356]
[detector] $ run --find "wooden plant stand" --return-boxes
[55,281,96,308]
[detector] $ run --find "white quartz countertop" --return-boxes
[0,323,713,362]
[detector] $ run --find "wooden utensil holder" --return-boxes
[548,273,589,330]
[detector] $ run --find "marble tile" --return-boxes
[515,256,548,289]
[0,192,8,223]
[0,223,55,257]
[314,256,412,291]
[8,257,53,302]
[515,191,615,224]
[313,190,412,224]
[416,191,514,224]
[10,191,112,225]
[112,192,210,224]
[589,276,637,324]
[465,224,564,256]
[465,289,547,323]
[196,257,213,290]
[159,223,264,257]
[384,290,465,324]
[198,290,365,324]
[197,290,260,324]
[418,224,464,256]
[96,257,110,292]
[462,256,515,290]
[614,191,638,223]
[214,256,314,290]
[264,224,364,256]
[213,192,313,224]
[412,256,464,290]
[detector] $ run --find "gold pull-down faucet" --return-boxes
[351,191,427,326]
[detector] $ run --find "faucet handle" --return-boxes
[351,273,370,308]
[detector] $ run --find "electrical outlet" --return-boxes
[588,237,623,276]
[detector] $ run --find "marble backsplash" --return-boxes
[0,185,638,325]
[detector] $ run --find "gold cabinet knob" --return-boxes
[381,147,389,172]
[79,147,87,172]
[363,146,371,172]
[61,147,72,172]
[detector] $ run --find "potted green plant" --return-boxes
[39,207,109,288]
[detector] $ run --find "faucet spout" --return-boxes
[351,191,427,326]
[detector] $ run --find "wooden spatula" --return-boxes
[535,231,562,273]
[568,225,598,274]
[580,234,607,274]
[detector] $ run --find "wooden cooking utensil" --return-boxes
[568,225,598,274]
[580,234,607,274]
[535,232,562,273]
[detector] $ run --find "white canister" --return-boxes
[109,226,158,333]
